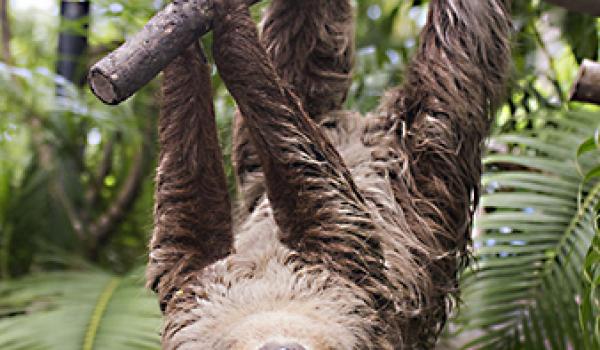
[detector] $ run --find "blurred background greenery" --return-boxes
[0,0,598,349]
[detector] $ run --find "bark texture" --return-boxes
[88,0,260,105]
[570,59,600,105]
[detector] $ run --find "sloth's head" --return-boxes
[164,232,377,350]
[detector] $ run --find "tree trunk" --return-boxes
[0,0,10,64]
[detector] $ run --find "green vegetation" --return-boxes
[0,1,598,348]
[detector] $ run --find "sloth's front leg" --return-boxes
[212,0,389,294]
[147,43,233,314]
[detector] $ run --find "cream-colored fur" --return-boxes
[165,114,384,350]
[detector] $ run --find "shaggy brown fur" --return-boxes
[147,43,233,312]
[148,0,512,348]
[233,0,355,214]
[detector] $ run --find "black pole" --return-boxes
[57,0,90,95]
[55,1,91,193]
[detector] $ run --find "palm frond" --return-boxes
[454,110,600,349]
[580,218,600,349]
[578,134,600,349]
[0,268,161,350]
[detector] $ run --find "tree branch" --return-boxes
[85,133,118,209]
[543,0,600,16]
[29,117,87,241]
[88,0,597,106]
[570,59,600,105]
[88,0,261,105]
[89,127,153,250]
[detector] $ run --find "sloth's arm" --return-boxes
[232,0,355,211]
[213,0,388,288]
[147,44,233,313]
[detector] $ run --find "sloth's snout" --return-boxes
[259,342,306,350]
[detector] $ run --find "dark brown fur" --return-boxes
[147,43,233,312]
[233,0,355,214]
[148,0,512,348]
[376,1,513,342]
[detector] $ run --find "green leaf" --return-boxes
[576,134,600,158]
[581,225,600,348]
[0,269,161,350]
[454,110,599,349]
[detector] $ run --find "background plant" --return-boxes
[0,0,598,349]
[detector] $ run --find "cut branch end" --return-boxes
[569,59,600,105]
[88,0,261,106]
[89,69,119,105]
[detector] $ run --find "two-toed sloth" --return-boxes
[146,0,512,349]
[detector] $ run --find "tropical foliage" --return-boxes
[0,268,160,350]
[452,110,600,349]
[0,0,598,349]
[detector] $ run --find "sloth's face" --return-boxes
[166,249,371,350]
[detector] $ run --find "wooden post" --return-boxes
[569,59,600,105]
[88,0,260,105]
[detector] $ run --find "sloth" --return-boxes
[146,0,512,349]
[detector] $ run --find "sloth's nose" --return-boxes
[259,342,306,350]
